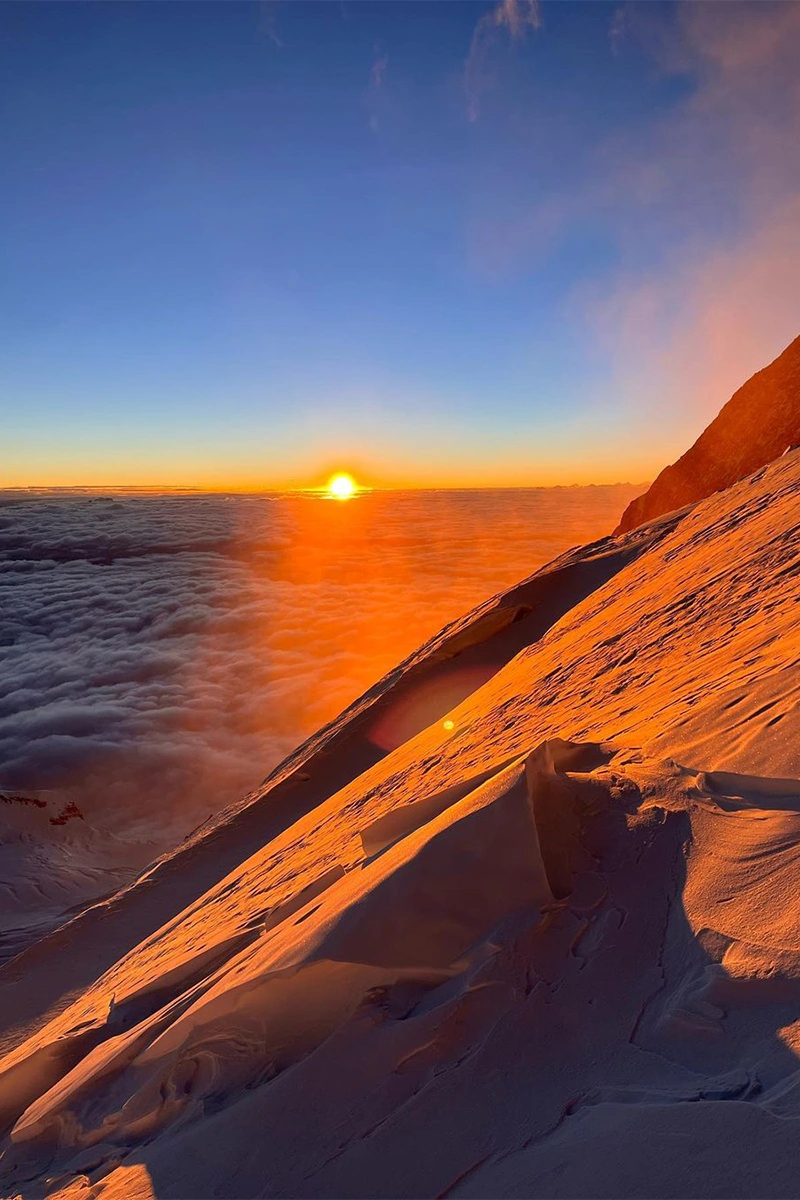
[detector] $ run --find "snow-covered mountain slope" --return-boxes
[0,792,155,971]
[4,450,800,1197]
[0,511,678,1057]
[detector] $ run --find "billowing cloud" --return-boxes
[0,486,639,844]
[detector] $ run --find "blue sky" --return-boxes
[3,1,799,487]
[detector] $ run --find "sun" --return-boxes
[327,472,357,500]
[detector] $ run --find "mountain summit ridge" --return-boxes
[616,332,800,533]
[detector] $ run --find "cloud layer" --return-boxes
[0,486,640,841]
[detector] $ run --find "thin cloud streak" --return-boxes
[366,45,388,133]
[465,0,541,122]
[257,1,284,49]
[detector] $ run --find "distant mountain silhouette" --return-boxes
[616,333,800,533]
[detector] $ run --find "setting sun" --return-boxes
[327,472,357,500]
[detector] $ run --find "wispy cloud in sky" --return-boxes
[366,44,388,132]
[257,0,283,49]
[608,6,629,57]
[586,1,800,432]
[370,48,388,91]
[465,0,541,122]
[464,1,800,446]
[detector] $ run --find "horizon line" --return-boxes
[0,480,651,496]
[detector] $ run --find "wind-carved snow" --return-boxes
[3,454,800,1196]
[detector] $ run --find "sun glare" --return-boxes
[327,472,357,500]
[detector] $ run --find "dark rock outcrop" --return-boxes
[616,333,800,533]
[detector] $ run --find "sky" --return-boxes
[2,0,800,489]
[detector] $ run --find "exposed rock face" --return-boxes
[616,333,800,533]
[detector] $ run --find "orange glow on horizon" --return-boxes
[1,449,662,493]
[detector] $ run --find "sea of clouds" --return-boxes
[0,485,642,841]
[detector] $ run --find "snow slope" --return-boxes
[3,450,800,1198]
[0,793,155,971]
